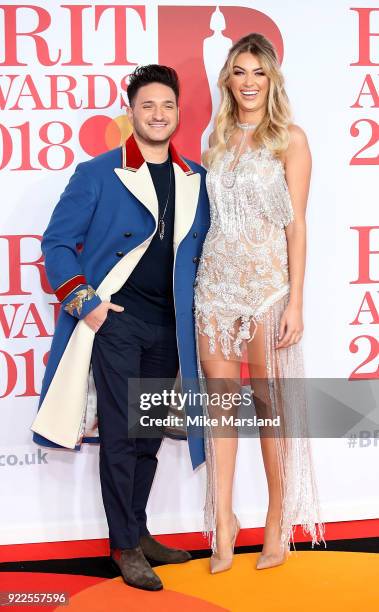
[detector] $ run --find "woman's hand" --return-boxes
[275,303,303,349]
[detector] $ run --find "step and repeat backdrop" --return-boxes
[0,0,378,544]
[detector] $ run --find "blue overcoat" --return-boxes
[31,134,210,469]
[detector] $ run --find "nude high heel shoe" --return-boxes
[256,547,289,570]
[210,514,241,574]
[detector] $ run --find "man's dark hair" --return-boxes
[127,64,180,106]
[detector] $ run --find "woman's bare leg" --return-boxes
[198,328,241,558]
[246,322,284,557]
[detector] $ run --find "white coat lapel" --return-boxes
[173,163,201,254]
[114,163,158,223]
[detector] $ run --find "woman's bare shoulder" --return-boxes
[287,123,309,149]
[277,124,310,166]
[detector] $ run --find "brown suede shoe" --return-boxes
[111,546,163,591]
[139,534,192,564]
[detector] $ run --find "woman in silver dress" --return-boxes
[194,33,325,573]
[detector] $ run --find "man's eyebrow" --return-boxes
[141,99,175,104]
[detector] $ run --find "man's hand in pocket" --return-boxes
[84,302,124,332]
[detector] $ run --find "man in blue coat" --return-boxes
[31,65,210,591]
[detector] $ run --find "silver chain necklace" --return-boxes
[158,161,172,240]
[221,122,258,189]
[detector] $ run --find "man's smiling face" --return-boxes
[127,82,179,145]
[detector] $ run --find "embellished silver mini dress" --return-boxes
[194,142,325,552]
[195,143,293,358]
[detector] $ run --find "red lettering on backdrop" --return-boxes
[0,4,146,67]
[0,235,52,296]
[0,5,283,165]
[0,75,18,108]
[350,226,379,284]
[349,226,379,379]
[0,303,23,338]
[0,4,61,66]
[349,336,379,379]
[350,8,379,164]
[85,75,119,109]
[0,121,75,171]
[350,118,379,165]
[350,292,379,325]
[48,75,82,110]
[351,74,379,108]
[5,74,84,111]
[15,349,39,396]
[0,231,58,394]
[11,74,49,110]
[0,75,127,111]
[0,303,57,338]
[0,349,39,398]
[350,7,379,66]
[158,5,283,162]
[14,303,49,338]
[61,4,93,66]
[38,121,74,169]
[0,350,18,397]
[94,5,146,66]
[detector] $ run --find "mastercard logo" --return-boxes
[78,115,133,157]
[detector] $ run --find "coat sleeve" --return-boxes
[42,161,102,319]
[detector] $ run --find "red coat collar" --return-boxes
[121,133,193,175]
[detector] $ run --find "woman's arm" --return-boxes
[276,124,311,348]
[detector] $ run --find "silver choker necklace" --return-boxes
[237,121,257,130]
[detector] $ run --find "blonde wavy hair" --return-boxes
[203,33,292,168]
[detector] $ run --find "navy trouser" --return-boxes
[91,309,179,549]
